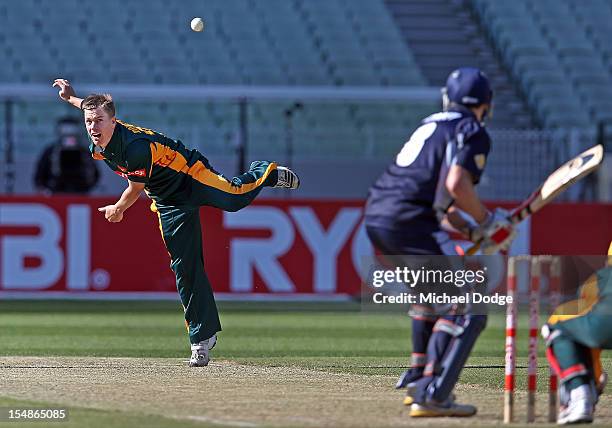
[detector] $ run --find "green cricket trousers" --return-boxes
[152,160,278,344]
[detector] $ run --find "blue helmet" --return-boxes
[443,67,493,108]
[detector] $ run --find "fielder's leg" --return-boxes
[544,327,598,425]
[540,263,612,424]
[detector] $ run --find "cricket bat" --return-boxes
[466,144,604,255]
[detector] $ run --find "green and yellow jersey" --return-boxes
[88,120,255,203]
[547,243,612,351]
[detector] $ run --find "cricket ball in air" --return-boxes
[191,17,205,32]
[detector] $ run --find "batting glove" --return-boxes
[470,208,516,254]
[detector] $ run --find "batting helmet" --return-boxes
[442,67,493,108]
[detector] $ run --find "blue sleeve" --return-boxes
[454,126,491,184]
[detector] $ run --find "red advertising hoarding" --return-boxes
[0,196,610,299]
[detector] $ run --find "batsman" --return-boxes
[542,243,612,425]
[53,78,300,367]
[365,67,516,416]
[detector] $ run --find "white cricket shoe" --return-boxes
[274,166,300,189]
[188,334,217,367]
[557,385,594,425]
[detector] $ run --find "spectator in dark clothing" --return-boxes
[34,116,99,193]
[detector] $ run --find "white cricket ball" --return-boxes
[191,17,205,32]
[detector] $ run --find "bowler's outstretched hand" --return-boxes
[98,205,124,223]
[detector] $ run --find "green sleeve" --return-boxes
[124,141,152,183]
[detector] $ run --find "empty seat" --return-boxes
[3,0,439,167]
[475,0,611,129]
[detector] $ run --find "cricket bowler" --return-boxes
[541,243,612,424]
[365,67,516,416]
[53,78,299,367]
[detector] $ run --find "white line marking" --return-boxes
[184,415,259,427]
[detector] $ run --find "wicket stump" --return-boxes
[503,255,561,424]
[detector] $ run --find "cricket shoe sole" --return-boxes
[274,166,300,189]
[403,388,456,407]
[410,401,476,417]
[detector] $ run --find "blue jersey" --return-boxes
[365,106,491,235]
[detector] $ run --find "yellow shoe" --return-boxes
[403,384,416,406]
[410,401,477,417]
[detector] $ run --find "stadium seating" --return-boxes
[0,0,433,159]
[471,0,612,128]
[1,0,606,200]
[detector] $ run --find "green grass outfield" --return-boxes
[1,300,610,427]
